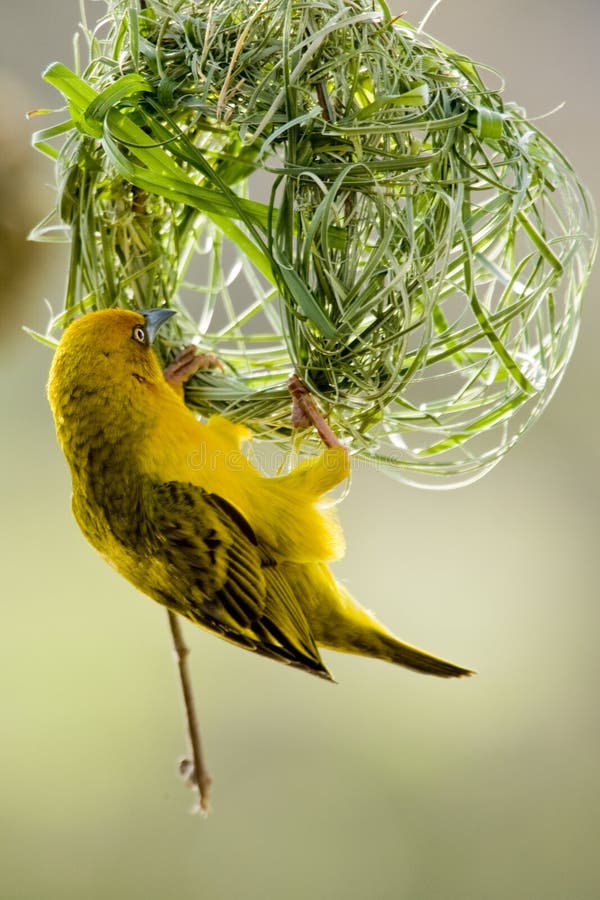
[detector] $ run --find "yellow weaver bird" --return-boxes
[48,308,473,682]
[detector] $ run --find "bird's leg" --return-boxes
[163,346,224,398]
[288,373,345,451]
[167,610,212,815]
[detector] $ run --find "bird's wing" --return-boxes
[146,479,331,679]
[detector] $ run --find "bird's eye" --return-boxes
[132,324,146,344]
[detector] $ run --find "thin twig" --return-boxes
[167,610,212,814]
[288,373,344,450]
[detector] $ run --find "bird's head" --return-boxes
[48,308,176,443]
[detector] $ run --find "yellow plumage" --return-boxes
[48,308,472,681]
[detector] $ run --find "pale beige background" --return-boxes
[1,1,598,898]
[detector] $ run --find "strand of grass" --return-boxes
[41,64,275,232]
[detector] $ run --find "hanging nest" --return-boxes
[32,0,596,485]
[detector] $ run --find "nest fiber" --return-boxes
[33,0,596,485]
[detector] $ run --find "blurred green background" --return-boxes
[1,1,599,898]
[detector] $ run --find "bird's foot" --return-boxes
[163,346,224,390]
[287,373,345,450]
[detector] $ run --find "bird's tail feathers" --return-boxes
[365,629,475,678]
[300,569,474,679]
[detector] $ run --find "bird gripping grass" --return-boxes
[32,0,596,485]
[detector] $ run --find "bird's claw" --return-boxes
[163,346,224,390]
[288,373,345,450]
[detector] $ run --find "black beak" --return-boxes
[142,308,176,344]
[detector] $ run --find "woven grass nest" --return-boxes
[33,0,596,486]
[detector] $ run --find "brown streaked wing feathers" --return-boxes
[148,480,331,679]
